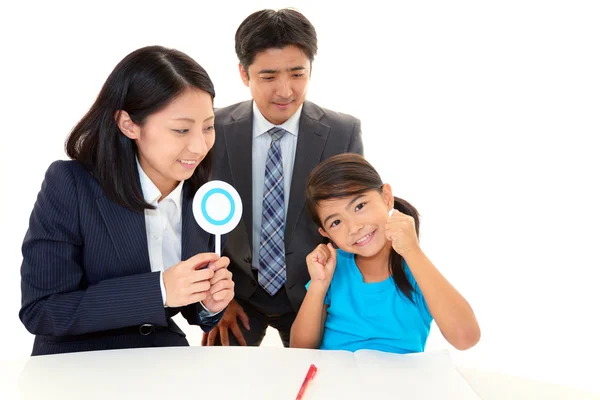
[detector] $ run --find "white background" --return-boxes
[0,0,599,394]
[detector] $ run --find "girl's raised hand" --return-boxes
[306,243,337,286]
[385,210,420,256]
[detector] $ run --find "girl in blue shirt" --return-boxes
[290,154,480,353]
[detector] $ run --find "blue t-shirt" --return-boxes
[306,249,433,354]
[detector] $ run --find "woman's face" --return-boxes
[122,88,215,196]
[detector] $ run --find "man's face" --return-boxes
[240,45,311,125]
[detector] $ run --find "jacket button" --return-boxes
[139,324,155,335]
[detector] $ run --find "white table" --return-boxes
[1,346,598,399]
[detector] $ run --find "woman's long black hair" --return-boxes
[65,45,216,212]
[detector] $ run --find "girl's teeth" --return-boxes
[357,233,372,244]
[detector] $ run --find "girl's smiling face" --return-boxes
[316,184,394,258]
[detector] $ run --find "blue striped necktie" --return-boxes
[258,127,287,295]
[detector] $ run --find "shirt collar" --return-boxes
[136,158,184,218]
[252,101,303,138]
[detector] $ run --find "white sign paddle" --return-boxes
[192,180,243,256]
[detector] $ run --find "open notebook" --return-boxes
[283,348,481,399]
[351,349,480,399]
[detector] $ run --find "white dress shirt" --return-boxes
[137,160,214,315]
[137,160,184,305]
[251,101,302,270]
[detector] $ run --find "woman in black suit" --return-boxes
[20,46,235,356]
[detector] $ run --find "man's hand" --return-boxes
[201,299,250,346]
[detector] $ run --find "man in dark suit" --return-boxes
[205,9,364,346]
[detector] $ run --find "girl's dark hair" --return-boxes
[306,153,420,302]
[65,45,215,212]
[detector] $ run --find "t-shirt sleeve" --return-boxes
[305,280,332,305]
[403,260,433,324]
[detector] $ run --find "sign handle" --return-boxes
[215,234,221,257]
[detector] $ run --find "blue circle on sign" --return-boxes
[201,188,235,226]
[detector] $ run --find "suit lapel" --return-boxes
[220,101,328,249]
[285,102,329,245]
[96,196,150,274]
[181,184,211,259]
[223,102,254,250]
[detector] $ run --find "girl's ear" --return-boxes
[318,227,338,249]
[381,183,394,209]
[115,110,140,140]
[318,227,329,239]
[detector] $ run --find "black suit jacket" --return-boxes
[20,161,222,355]
[211,100,363,311]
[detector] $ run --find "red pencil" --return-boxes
[296,364,318,400]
